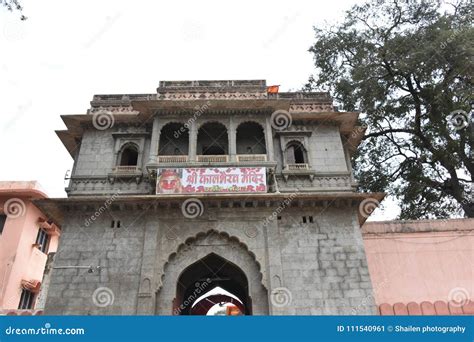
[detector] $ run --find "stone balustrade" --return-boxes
[111,166,142,173]
[197,155,229,163]
[157,155,188,163]
[236,154,267,162]
[285,163,310,170]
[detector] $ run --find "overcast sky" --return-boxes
[0,0,399,219]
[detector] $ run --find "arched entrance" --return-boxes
[155,230,269,315]
[175,253,251,315]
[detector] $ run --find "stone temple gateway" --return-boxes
[37,80,384,315]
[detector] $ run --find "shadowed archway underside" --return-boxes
[175,253,251,315]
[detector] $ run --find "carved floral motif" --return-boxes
[88,106,139,114]
[289,103,334,113]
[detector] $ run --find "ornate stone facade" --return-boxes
[38,80,383,315]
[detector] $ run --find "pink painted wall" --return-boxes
[362,218,473,308]
[0,181,60,310]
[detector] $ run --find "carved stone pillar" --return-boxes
[148,115,160,164]
[189,120,197,162]
[136,221,159,314]
[263,218,284,315]
[265,116,275,162]
[229,116,237,162]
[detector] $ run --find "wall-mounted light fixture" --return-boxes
[53,265,101,273]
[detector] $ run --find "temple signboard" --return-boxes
[156,167,267,194]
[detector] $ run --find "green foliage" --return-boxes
[307,0,473,218]
[1,0,27,20]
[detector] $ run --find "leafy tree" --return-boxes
[306,0,473,218]
[1,0,27,20]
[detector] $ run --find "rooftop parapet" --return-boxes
[0,181,48,199]
[158,79,267,89]
[88,80,333,111]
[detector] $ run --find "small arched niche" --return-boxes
[285,141,307,164]
[118,143,139,166]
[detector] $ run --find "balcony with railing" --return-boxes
[108,165,143,183]
[158,155,189,163]
[154,154,269,166]
[285,163,310,171]
[237,154,267,162]
[197,155,229,163]
[281,163,314,179]
[111,166,142,174]
[152,120,273,168]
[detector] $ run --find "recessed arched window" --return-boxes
[285,141,307,164]
[197,122,228,155]
[119,144,139,166]
[159,122,189,155]
[236,122,266,154]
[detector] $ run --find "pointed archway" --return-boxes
[175,253,251,315]
[155,230,269,315]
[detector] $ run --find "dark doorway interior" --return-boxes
[174,253,251,315]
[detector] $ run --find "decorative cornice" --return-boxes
[33,191,385,227]
[156,91,267,100]
[289,103,334,113]
[88,106,139,115]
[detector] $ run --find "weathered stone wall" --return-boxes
[44,204,375,315]
[273,124,348,174]
[48,82,374,316]
[74,129,116,177]
[276,206,375,315]
[68,126,152,196]
[67,119,352,197]
[44,209,146,314]
[308,126,348,173]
